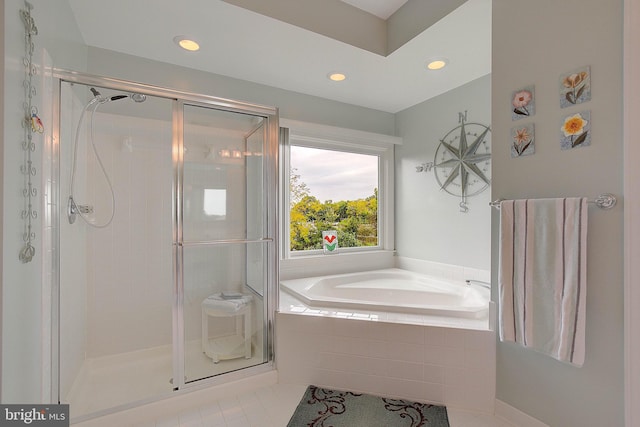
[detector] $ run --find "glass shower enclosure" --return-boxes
[53,73,277,420]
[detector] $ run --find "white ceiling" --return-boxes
[340,0,409,19]
[67,0,490,113]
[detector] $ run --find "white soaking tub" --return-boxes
[280,268,489,319]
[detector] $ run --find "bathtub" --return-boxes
[280,268,489,319]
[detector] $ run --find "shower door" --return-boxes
[177,102,275,384]
[57,81,176,418]
[55,76,277,419]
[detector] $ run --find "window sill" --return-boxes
[279,250,396,281]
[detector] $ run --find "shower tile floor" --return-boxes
[74,382,516,427]
[66,339,265,418]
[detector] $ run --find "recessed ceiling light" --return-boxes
[426,58,448,70]
[174,36,200,52]
[328,72,347,82]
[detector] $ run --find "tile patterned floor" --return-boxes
[75,383,516,427]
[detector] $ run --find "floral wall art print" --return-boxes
[560,111,591,150]
[511,123,535,157]
[560,66,591,108]
[511,85,535,120]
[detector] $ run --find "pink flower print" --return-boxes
[512,90,532,116]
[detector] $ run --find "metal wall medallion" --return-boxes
[433,112,491,212]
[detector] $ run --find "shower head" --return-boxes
[130,93,146,103]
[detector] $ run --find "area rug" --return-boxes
[287,385,450,427]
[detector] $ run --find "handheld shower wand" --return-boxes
[69,87,148,227]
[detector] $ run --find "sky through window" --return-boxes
[290,146,378,202]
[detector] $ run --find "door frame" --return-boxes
[49,69,279,420]
[623,0,640,425]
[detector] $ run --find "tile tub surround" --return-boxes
[275,312,496,413]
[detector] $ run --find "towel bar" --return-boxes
[490,193,617,210]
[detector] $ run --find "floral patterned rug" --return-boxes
[287,385,450,427]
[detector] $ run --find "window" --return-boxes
[203,189,226,218]
[281,120,399,259]
[290,146,379,251]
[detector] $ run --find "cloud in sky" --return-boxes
[291,146,378,203]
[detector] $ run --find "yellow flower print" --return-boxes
[561,112,589,148]
[562,113,588,137]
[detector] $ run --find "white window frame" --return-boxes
[280,119,400,265]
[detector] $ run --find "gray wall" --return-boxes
[492,1,624,426]
[223,0,387,56]
[86,47,396,136]
[395,75,491,270]
[387,0,467,55]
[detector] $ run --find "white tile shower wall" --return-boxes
[82,112,254,357]
[183,245,249,342]
[86,112,174,357]
[276,312,496,413]
[181,122,254,343]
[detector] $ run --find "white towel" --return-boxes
[498,198,587,366]
[202,293,252,313]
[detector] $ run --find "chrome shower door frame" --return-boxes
[50,70,279,416]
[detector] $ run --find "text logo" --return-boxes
[1,405,69,426]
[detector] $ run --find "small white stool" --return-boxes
[201,293,252,363]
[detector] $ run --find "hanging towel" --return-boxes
[498,198,587,366]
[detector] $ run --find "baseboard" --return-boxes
[495,399,549,427]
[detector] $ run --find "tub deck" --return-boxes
[280,269,493,330]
